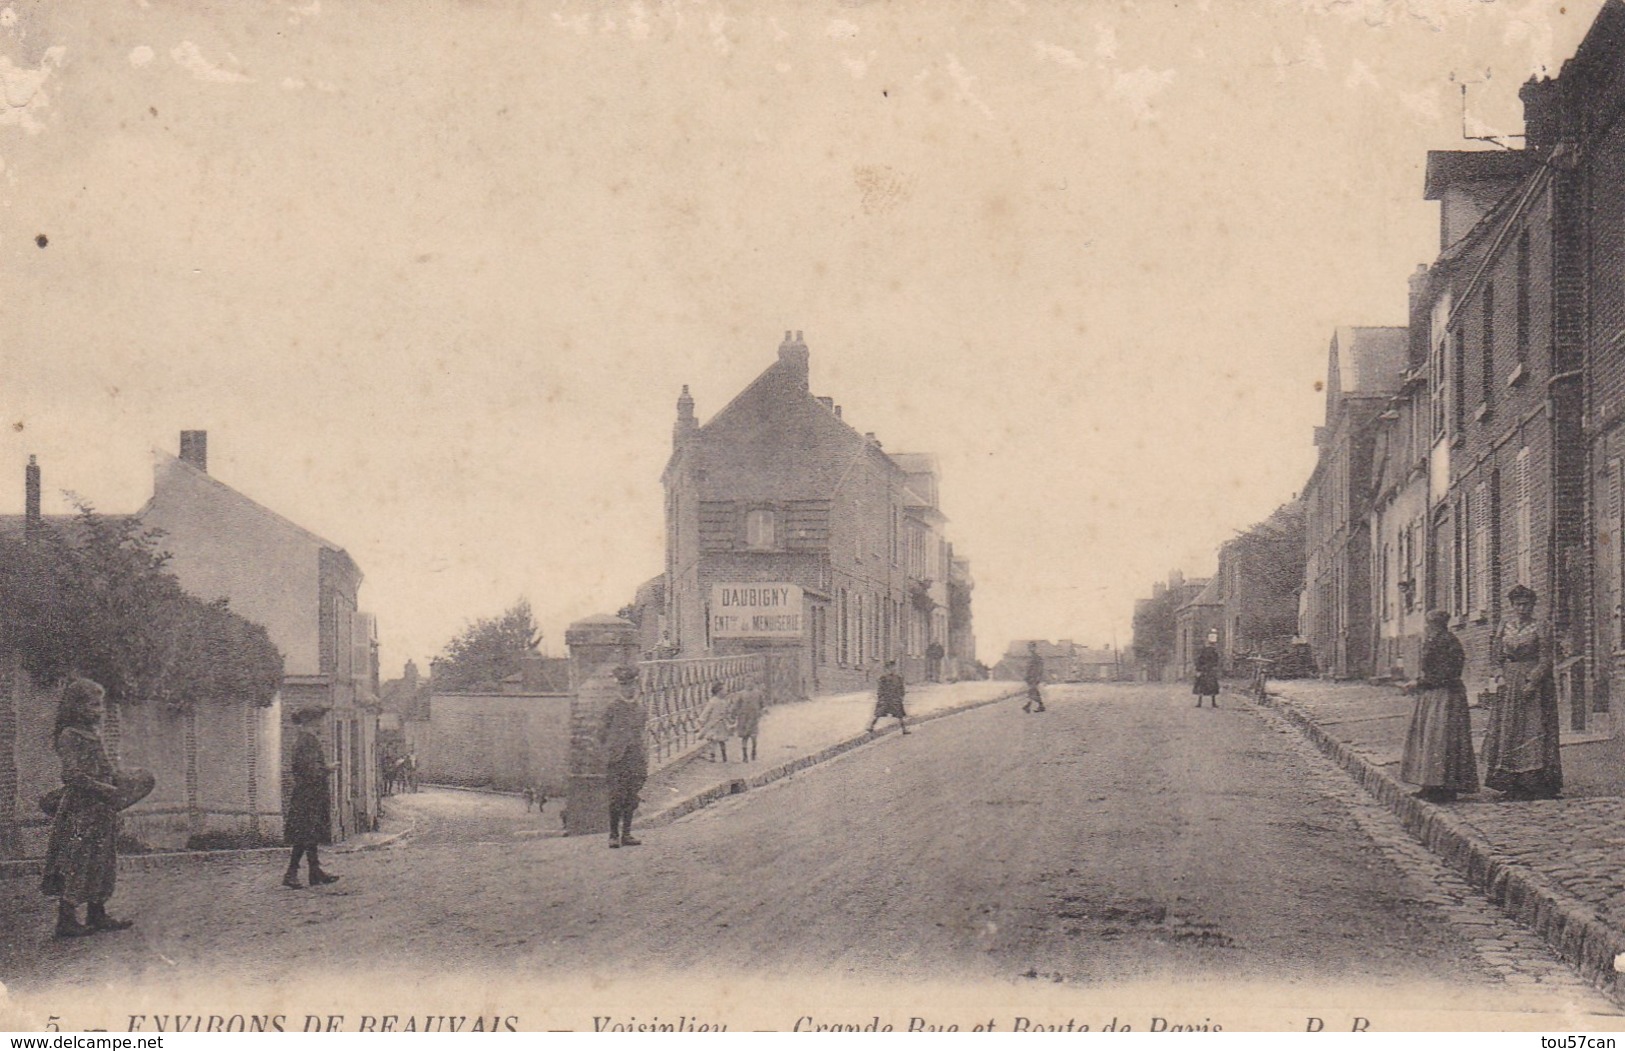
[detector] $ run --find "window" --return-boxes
[1515,447,1532,586]
[1432,339,1448,439]
[1516,232,1530,362]
[1453,329,1467,435]
[838,589,849,665]
[745,508,777,549]
[1462,500,1475,617]
[1481,283,1495,411]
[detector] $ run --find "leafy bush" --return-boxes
[0,506,284,707]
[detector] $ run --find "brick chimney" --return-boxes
[777,329,809,391]
[24,454,40,535]
[673,385,697,449]
[179,430,207,472]
[1519,75,1563,155]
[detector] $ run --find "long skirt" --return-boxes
[1399,683,1479,792]
[1192,671,1219,696]
[1482,662,1562,797]
[40,788,118,905]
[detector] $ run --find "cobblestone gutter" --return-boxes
[1251,686,1625,1004]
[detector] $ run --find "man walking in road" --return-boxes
[1023,641,1047,713]
[868,660,910,735]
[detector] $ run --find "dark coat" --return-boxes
[1192,645,1221,696]
[600,698,648,809]
[284,729,332,846]
[874,672,907,719]
[1024,654,1044,686]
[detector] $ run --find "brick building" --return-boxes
[1303,327,1408,678]
[659,332,974,693]
[1548,0,1625,730]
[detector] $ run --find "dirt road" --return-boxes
[1,683,1615,1030]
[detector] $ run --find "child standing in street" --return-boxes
[697,681,736,762]
[868,660,910,735]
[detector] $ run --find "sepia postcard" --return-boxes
[3,0,1625,1034]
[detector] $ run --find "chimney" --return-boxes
[179,430,207,472]
[673,385,697,449]
[1519,75,1563,155]
[24,454,40,535]
[834,405,842,420]
[777,329,810,391]
[1406,263,1431,369]
[816,396,834,411]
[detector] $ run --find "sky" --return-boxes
[0,0,1606,675]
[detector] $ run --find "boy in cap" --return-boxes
[600,665,647,847]
[283,707,340,888]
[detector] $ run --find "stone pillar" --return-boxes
[563,615,638,837]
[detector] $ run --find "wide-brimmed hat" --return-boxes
[1508,584,1538,604]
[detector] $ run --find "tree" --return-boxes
[432,599,541,693]
[0,505,284,707]
[1131,587,1181,673]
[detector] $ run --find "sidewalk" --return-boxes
[636,679,1024,827]
[1253,677,1625,1002]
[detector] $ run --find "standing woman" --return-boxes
[40,676,133,938]
[1482,585,1563,800]
[283,707,340,888]
[1400,611,1479,802]
[1193,632,1221,709]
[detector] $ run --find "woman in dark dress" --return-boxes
[40,677,134,938]
[283,707,340,888]
[1193,634,1221,708]
[1400,610,1478,802]
[1482,585,1563,800]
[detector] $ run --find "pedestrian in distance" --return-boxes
[1193,632,1221,708]
[1023,641,1047,713]
[600,665,647,848]
[1399,610,1479,803]
[522,786,535,811]
[39,676,137,938]
[534,785,548,814]
[926,640,945,683]
[733,685,763,763]
[697,681,735,763]
[1482,585,1563,801]
[868,660,910,734]
[283,707,340,889]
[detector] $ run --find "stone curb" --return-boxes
[636,687,1028,829]
[0,818,416,882]
[1246,685,1625,1004]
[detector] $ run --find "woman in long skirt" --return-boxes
[1400,611,1478,803]
[40,677,134,938]
[1192,636,1221,708]
[1482,585,1563,800]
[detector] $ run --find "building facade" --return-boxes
[141,432,382,841]
[1302,327,1408,678]
[660,333,973,693]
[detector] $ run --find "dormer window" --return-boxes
[745,508,777,550]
